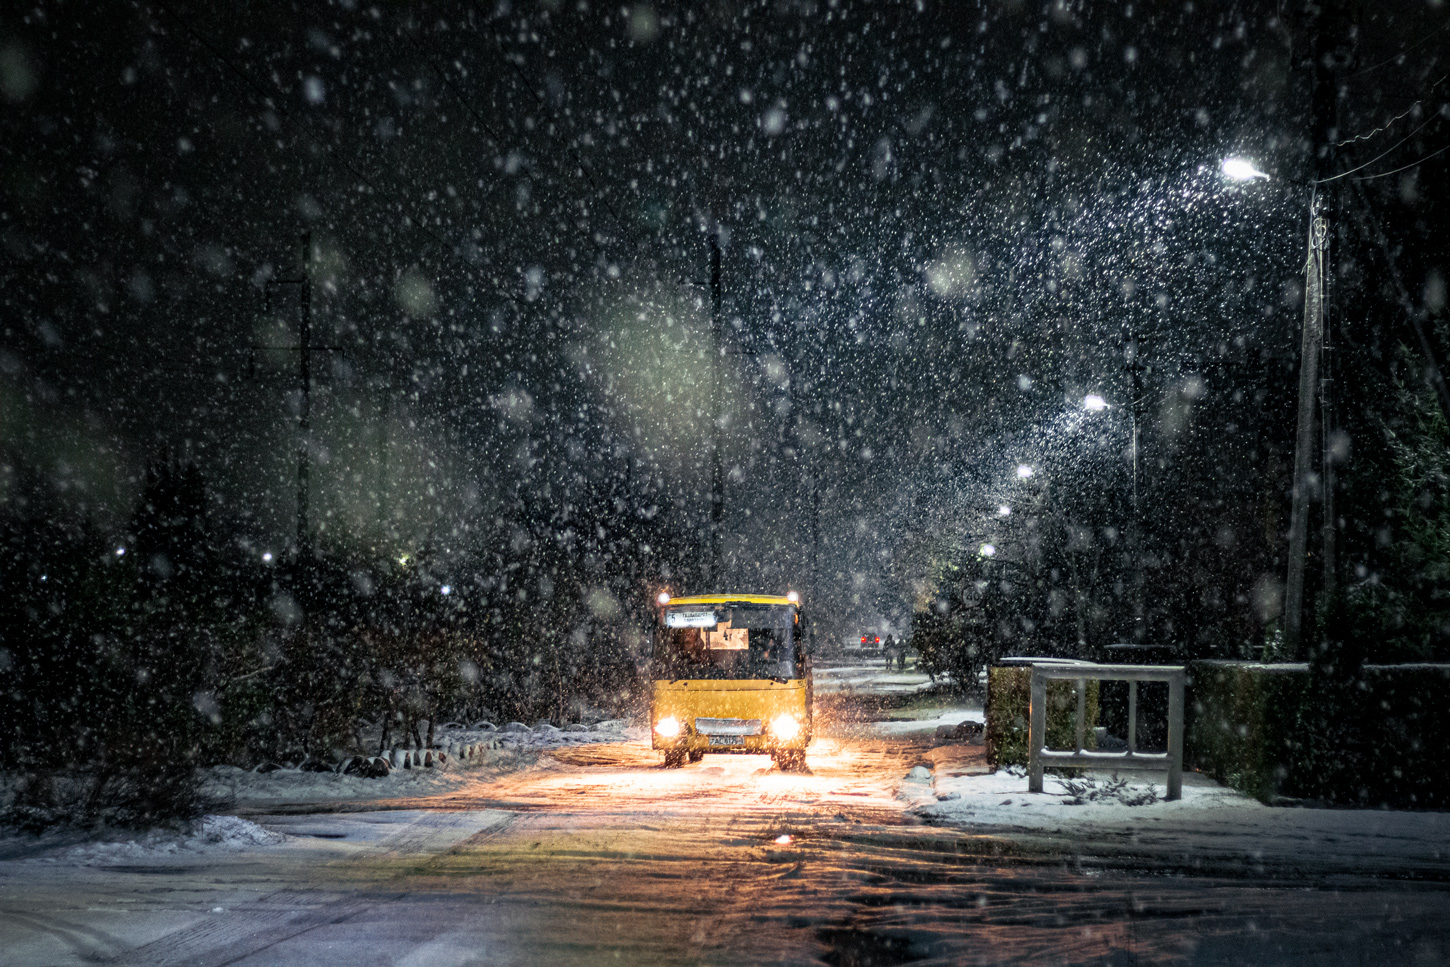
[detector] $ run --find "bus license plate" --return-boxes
[708,735,743,746]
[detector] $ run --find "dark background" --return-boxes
[3,0,1448,650]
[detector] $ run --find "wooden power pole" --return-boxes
[708,228,725,588]
[1283,0,1355,658]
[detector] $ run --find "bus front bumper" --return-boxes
[651,732,810,754]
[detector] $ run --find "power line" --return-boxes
[1318,107,1448,182]
[1354,138,1450,180]
[1334,71,1448,147]
[1349,17,1450,78]
[152,0,532,310]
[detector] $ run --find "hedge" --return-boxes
[1186,661,1450,808]
[986,666,1099,767]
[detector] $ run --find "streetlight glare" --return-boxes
[1084,394,1109,411]
[1016,465,1034,479]
[998,504,1012,517]
[979,543,997,558]
[1221,157,1269,181]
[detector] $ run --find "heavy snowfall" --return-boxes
[3,1,1450,964]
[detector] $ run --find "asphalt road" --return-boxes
[4,702,1450,965]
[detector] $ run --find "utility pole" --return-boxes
[262,232,338,560]
[1125,331,1145,641]
[376,377,391,539]
[1284,204,1328,657]
[708,228,725,588]
[1321,266,1337,605]
[1283,0,1354,659]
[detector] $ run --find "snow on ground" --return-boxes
[202,719,641,805]
[872,705,983,735]
[906,762,1450,876]
[813,659,935,694]
[23,815,287,867]
[907,767,1257,823]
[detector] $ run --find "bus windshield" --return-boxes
[654,604,799,680]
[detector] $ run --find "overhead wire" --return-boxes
[1317,107,1449,182]
[1348,16,1450,78]
[1333,71,1448,147]
[1353,139,1450,181]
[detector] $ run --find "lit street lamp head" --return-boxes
[1221,157,1270,181]
[1084,394,1109,411]
[1016,465,1034,479]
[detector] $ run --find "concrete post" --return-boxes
[1167,673,1185,801]
[1028,669,1047,794]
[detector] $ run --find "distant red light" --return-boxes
[861,636,868,643]
[874,637,881,643]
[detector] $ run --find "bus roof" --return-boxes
[662,594,798,608]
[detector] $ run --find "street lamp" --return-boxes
[1016,464,1034,479]
[1221,157,1270,181]
[1083,393,1109,412]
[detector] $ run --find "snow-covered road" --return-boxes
[4,683,1450,965]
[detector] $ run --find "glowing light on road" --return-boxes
[654,716,681,738]
[1016,465,1034,479]
[774,834,792,845]
[115,547,126,556]
[657,591,671,605]
[262,552,273,563]
[440,585,452,596]
[1221,157,1269,181]
[997,504,1011,517]
[770,714,802,740]
[1084,394,1109,411]
[979,543,997,558]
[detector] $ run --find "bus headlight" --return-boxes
[770,714,801,741]
[654,716,682,739]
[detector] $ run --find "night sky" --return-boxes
[3,0,1447,638]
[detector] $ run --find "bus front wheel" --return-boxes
[663,749,686,768]
[687,749,705,763]
[773,750,806,772]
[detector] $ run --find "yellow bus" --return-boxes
[650,592,812,770]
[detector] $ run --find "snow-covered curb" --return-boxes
[900,761,1450,876]
[203,720,642,804]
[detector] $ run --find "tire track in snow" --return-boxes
[105,810,517,967]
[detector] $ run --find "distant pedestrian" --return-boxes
[897,644,907,672]
[883,634,896,670]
